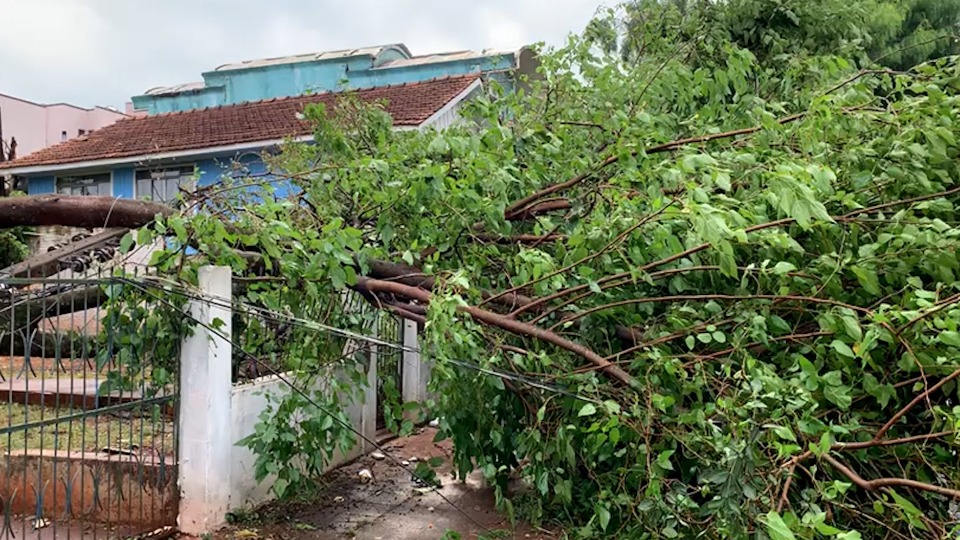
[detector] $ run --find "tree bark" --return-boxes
[0,195,172,229]
[354,276,640,390]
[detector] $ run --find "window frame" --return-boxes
[134,164,198,204]
[56,172,113,196]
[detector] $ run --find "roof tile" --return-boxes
[1,75,478,170]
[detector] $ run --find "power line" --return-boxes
[133,276,597,402]
[123,279,497,535]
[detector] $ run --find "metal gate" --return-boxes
[376,312,404,431]
[0,273,179,539]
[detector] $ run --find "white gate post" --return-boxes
[178,266,233,535]
[360,320,378,450]
[401,319,431,406]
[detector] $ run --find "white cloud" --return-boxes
[0,0,601,108]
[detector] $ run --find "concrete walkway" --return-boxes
[215,428,558,540]
[0,376,144,409]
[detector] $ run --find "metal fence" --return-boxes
[228,286,407,433]
[0,267,178,539]
[376,312,404,431]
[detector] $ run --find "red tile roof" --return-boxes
[0,75,479,170]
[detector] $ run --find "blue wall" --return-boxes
[28,176,55,194]
[23,152,278,199]
[114,167,135,199]
[132,49,525,115]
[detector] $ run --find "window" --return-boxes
[57,173,111,196]
[136,165,195,204]
[60,131,67,142]
[78,129,86,136]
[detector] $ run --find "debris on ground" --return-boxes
[212,427,558,540]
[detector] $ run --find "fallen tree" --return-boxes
[6,11,960,540]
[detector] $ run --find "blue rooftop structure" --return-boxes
[132,44,538,115]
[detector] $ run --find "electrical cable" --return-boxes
[123,279,497,535]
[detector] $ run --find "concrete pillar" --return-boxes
[360,322,378,450]
[401,319,431,405]
[178,266,232,535]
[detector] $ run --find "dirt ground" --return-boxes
[214,428,559,540]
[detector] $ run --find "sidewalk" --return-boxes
[215,427,558,540]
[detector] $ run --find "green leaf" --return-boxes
[764,511,796,540]
[602,400,621,415]
[578,403,597,417]
[119,232,134,254]
[840,315,862,342]
[274,477,289,499]
[824,385,853,410]
[939,331,960,347]
[772,261,797,275]
[831,340,855,359]
[597,505,611,531]
[851,266,881,295]
[656,450,675,471]
[770,425,796,442]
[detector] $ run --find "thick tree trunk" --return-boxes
[0,195,172,229]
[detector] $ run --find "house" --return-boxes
[0,44,535,254]
[0,93,128,159]
[0,44,536,199]
[0,74,484,201]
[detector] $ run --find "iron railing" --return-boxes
[0,266,178,540]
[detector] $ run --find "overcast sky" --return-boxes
[0,0,603,110]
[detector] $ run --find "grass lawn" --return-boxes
[0,403,176,456]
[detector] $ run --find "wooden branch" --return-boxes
[0,195,173,229]
[513,186,960,320]
[551,294,871,330]
[362,257,537,312]
[874,367,960,440]
[504,113,806,219]
[821,453,960,500]
[472,233,568,244]
[485,201,674,308]
[511,218,798,318]
[354,277,640,390]
[505,199,573,221]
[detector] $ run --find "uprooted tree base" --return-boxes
[8,14,960,539]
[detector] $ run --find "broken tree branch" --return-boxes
[0,195,173,229]
[354,276,640,390]
[821,453,960,500]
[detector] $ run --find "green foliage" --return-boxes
[102,8,960,537]
[0,228,29,268]
[615,0,959,71]
[0,192,33,268]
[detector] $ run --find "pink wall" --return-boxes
[0,93,127,158]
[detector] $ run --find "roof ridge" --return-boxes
[140,73,480,118]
